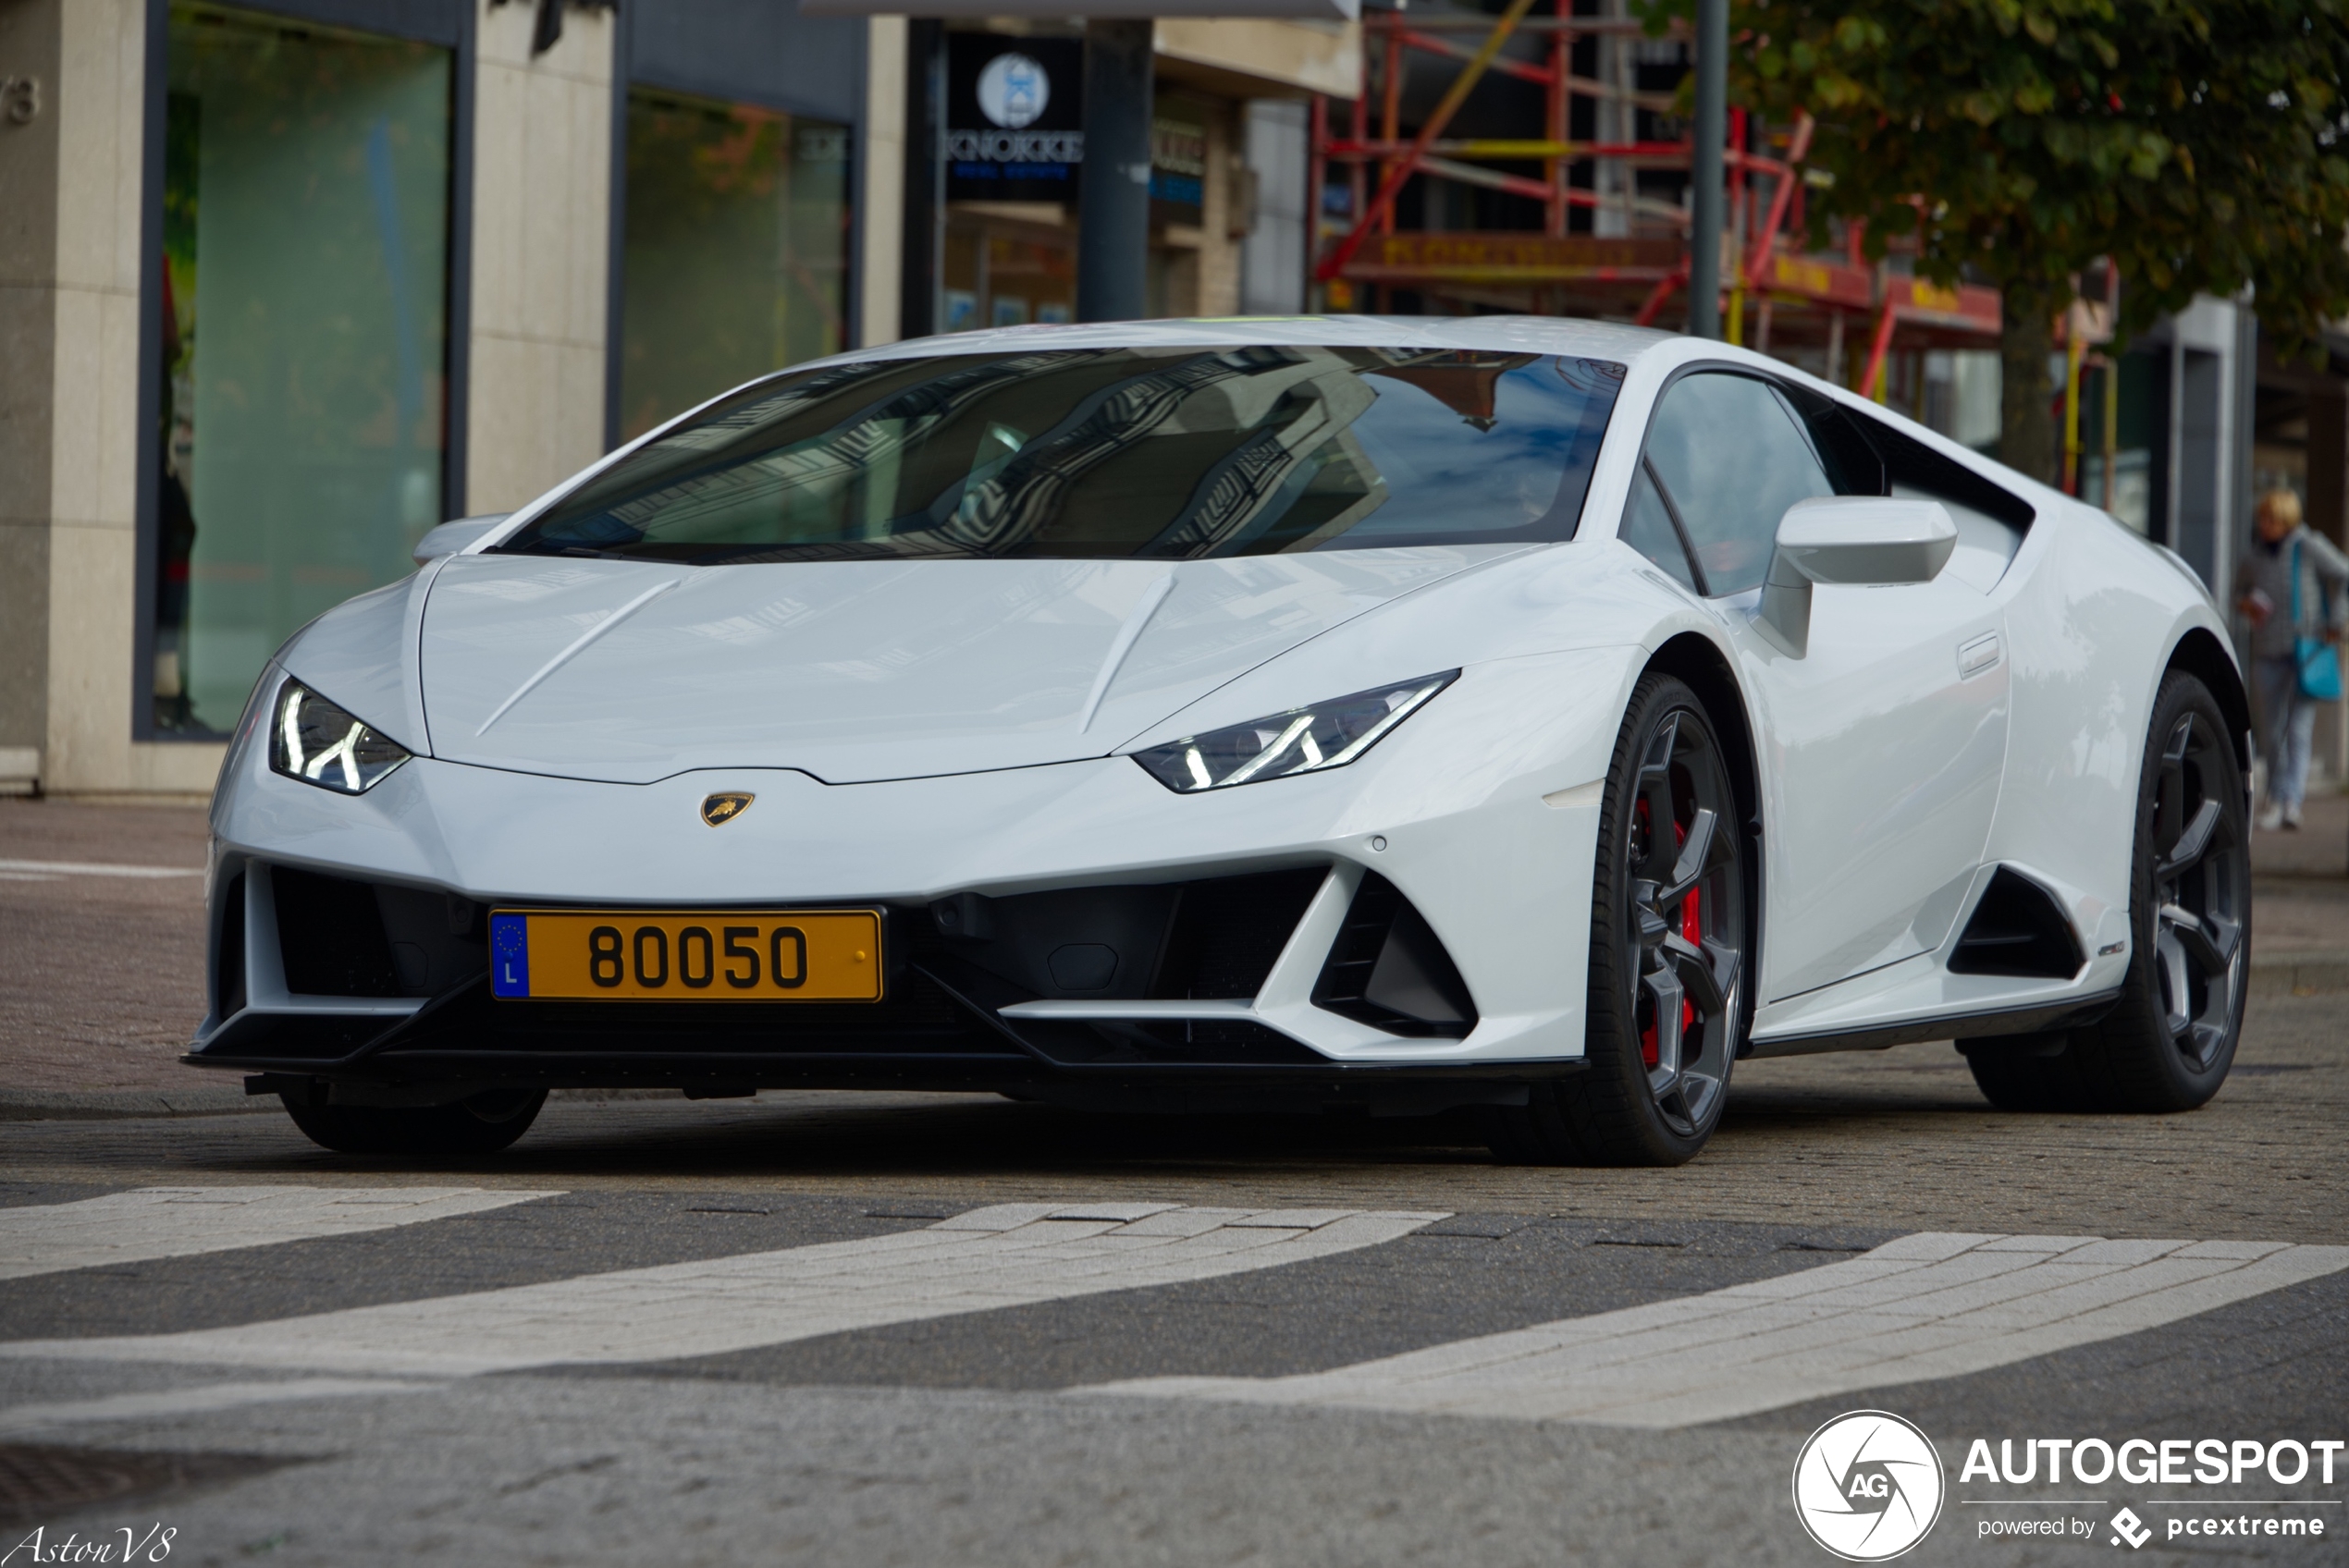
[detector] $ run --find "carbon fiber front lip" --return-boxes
[184,963,1590,1086]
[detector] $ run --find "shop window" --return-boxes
[1145,95,1211,318]
[619,90,851,442]
[943,220,1076,335]
[156,4,451,735]
[2100,349,2166,535]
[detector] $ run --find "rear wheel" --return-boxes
[1482,674,1750,1166]
[280,1087,547,1156]
[1962,672,2247,1112]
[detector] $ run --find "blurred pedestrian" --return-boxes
[2234,487,2349,830]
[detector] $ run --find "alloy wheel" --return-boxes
[1623,709,1745,1138]
[2148,710,2246,1071]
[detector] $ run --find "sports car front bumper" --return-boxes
[188,649,1640,1104]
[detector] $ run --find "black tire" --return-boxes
[1482,673,1753,1166]
[280,1087,547,1156]
[1962,671,2248,1113]
[1959,1034,2077,1111]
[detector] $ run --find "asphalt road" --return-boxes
[6,1025,2346,1568]
[1,797,2346,1565]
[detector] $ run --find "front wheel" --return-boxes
[280,1087,547,1156]
[1482,674,1752,1166]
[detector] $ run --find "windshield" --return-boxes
[495,346,1625,563]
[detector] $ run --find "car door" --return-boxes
[1628,370,2011,1002]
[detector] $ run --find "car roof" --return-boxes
[814,314,1677,369]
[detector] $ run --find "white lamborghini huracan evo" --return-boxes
[194,317,2251,1165]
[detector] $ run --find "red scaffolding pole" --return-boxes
[1306,12,2001,385]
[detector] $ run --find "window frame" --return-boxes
[1830,396,2039,533]
[132,0,475,743]
[1622,364,1835,600]
[1630,455,1709,596]
[607,0,871,450]
[1617,361,2035,600]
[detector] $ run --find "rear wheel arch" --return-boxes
[2165,627,2251,778]
[1962,668,2248,1112]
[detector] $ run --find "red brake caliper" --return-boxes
[1640,814,1701,1070]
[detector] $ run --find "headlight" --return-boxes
[269,680,412,794]
[1132,672,1457,793]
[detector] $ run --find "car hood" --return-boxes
[413,549,1509,784]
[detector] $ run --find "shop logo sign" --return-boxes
[978,53,1049,129]
[1792,1411,1946,1562]
[946,34,1083,194]
[2109,1507,2153,1549]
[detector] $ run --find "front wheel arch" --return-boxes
[1642,631,1765,1043]
[1482,668,1760,1166]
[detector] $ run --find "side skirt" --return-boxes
[1745,988,2123,1059]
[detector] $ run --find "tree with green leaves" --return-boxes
[1662,0,2349,483]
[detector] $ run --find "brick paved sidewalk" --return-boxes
[2252,790,2349,993]
[2251,786,2349,878]
[1,798,209,1095]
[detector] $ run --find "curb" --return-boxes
[0,1084,684,1122]
[0,1086,264,1121]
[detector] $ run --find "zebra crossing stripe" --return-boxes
[12,1202,2335,1438]
[1083,1231,2349,1428]
[0,1186,563,1281]
[0,1204,1446,1378]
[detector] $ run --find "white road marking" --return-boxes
[0,1186,563,1280]
[0,1204,1446,1378]
[0,859,203,878]
[0,1379,445,1437]
[1087,1231,2349,1428]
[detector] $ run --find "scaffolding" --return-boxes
[1306,2,2003,401]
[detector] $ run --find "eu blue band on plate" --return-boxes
[491,913,530,998]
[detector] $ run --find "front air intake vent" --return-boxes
[214,873,247,1018]
[1948,868,2085,979]
[1311,873,1477,1038]
[1152,869,1327,1000]
[273,867,401,998]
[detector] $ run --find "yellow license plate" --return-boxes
[488,909,883,1001]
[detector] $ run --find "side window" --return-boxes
[1642,372,1834,596]
[1839,406,2035,592]
[1619,463,1701,593]
[1779,388,1887,497]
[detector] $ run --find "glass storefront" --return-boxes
[618,90,852,443]
[157,4,451,734]
[937,80,1232,331]
[941,216,1076,332]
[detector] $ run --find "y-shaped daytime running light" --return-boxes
[1132,672,1457,794]
[269,680,412,795]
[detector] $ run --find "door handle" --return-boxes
[1957,631,2002,679]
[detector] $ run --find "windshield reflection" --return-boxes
[499,347,1625,564]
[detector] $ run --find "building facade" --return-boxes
[0,0,1343,797]
[10,3,2294,802]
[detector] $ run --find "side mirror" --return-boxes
[412,513,510,568]
[1752,496,1956,657]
